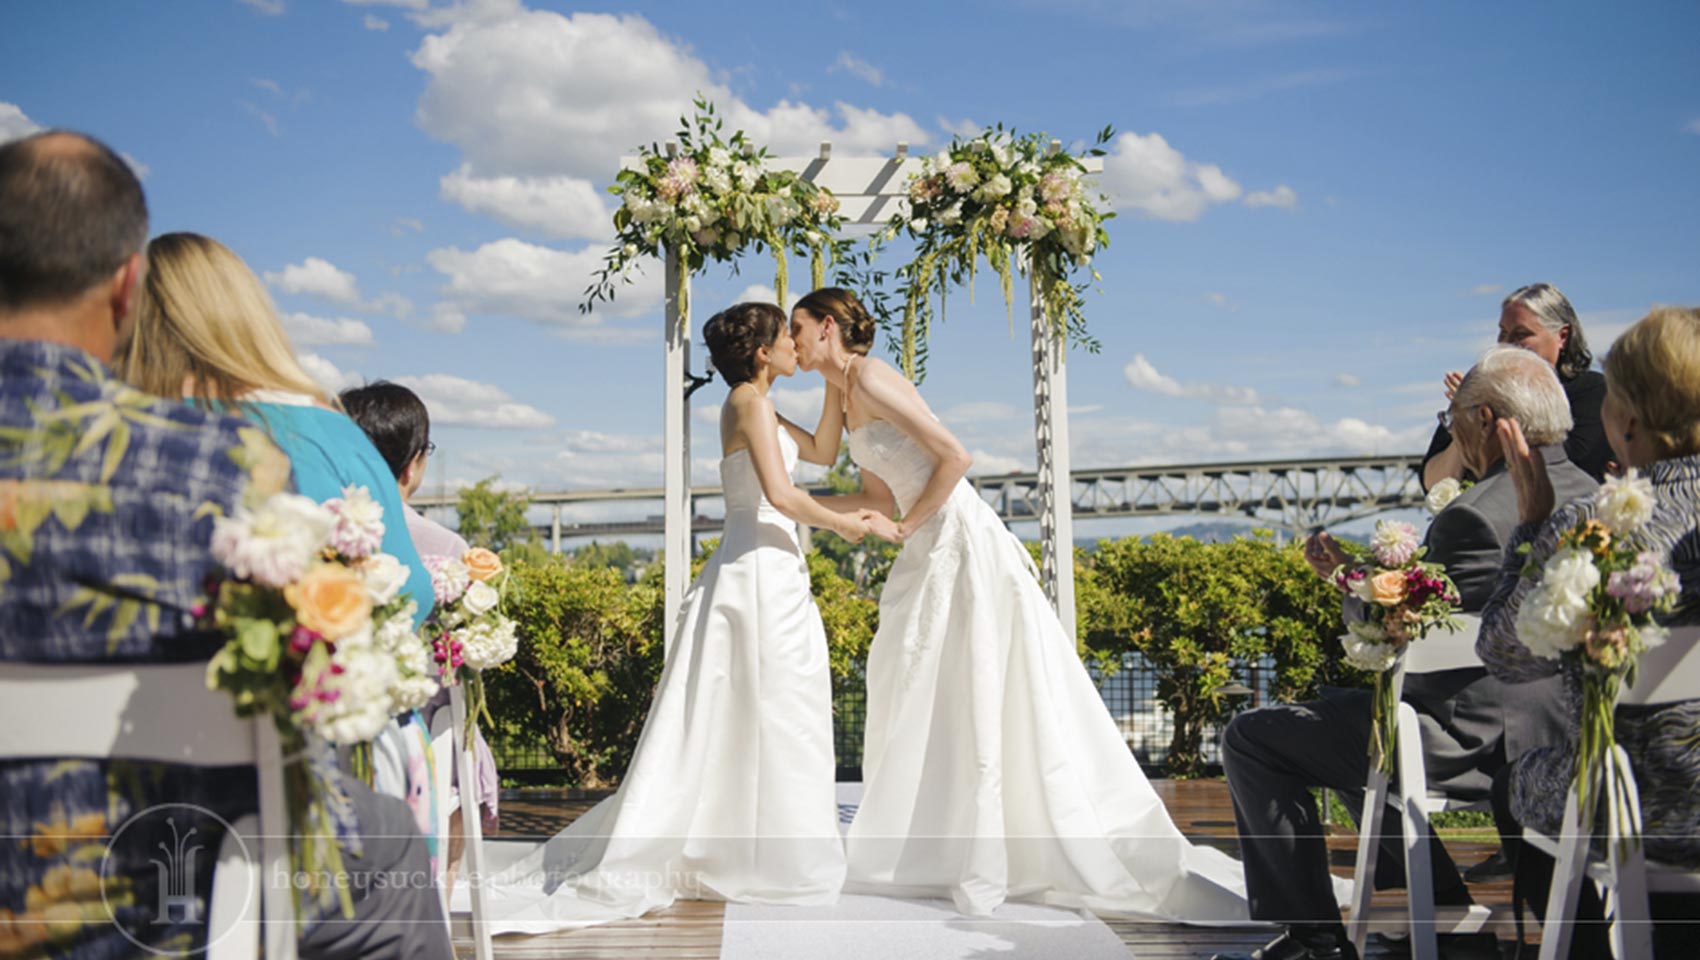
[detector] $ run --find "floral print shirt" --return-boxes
[0,340,288,958]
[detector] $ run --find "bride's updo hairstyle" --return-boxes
[704,301,785,385]
[794,287,876,356]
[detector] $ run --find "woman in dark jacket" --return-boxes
[1423,283,1611,491]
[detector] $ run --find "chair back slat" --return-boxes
[1620,626,1700,707]
[0,662,255,765]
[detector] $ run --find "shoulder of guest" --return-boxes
[1563,368,1606,399]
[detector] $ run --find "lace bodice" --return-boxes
[722,426,798,522]
[847,419,945,515]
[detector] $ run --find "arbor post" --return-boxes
[1029,250,1077,640]
[662,240,692,649]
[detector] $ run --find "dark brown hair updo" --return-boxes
[703,301,785,385]
[794,287,876,356]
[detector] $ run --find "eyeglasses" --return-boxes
[423,440,437,456]
[1436,409,1454,431]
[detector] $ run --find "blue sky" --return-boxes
[4,0,1697,533]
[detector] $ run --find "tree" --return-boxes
[455,478,541,558]
[1079,531,1351,777]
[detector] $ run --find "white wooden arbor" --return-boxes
[627,141,1106,641]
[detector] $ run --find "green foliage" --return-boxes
[1080,530,1358,778]
[481,556,663,787]
[455,478,539,556]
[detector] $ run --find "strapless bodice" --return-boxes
[721,427,798,524]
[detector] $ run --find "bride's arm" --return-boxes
[731,388,868,542]
[812,468,898,518]
[776,380,844,466]
[855,358,971,541]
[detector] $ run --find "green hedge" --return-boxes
[478,523,1364,783]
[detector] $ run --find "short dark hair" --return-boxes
[703,302,784,385]
[0,130,149,310]
[340,380,430,479]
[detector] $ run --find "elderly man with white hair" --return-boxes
[1210,347,1599,960]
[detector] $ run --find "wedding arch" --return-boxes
[588,102,1114,642]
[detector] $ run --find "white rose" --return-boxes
[1543,547,1602,607]
[622,243,639,258]
[462,580,500,617]
[1426,477,1463,515]
[707,146,732,168]
[1342,633,1397,673]
[359,553,409,606]
[1596,470,1656,535]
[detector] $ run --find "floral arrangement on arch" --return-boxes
[1329,519,1463,773]
[202,484,437,917]
[1514,469,1678,844]
[884,125,1115,379]
[423,547,518,744]
[584,96,845,326]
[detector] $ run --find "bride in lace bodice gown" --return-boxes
[482,303,868,932]
[789,288,1254,922]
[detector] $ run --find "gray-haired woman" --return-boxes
[1422,283,1611,491]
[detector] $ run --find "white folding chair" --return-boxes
[430,682,493,960]
[0,661,296,960]
[1526,626,1700,960]
[1347,615,1507,960]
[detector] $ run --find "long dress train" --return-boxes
[844,419,1254,922]
[482,428,845,931]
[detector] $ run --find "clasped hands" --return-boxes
[841,508,904,544]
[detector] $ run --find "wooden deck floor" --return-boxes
[456,780,1516,959]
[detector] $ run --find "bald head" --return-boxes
[0,130,149,312]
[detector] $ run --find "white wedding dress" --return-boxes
[482,428,845,932]
[843,419,1253,922]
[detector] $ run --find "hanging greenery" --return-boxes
[582,97,845,323]
[883,126,1115,380]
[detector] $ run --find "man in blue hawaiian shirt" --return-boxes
[0,131,450,959]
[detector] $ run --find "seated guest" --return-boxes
[116,233,443,835]
[340,380,501,888]
[1212,346,1598,960]
[0,130,449,958]
[1423,283,1612,492]
[1480,305,1700,959]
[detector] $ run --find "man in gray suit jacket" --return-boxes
[1210,347,1599,960]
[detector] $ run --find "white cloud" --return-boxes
[251,77,284,96]
[1124,353,1259,404]
[265,256,412,317]
[1334,373,1362,387]
[731,283,800,311]
[281,312,376,346]
[830,51,884,87]
[391,216,425,234]
[1687,119,1700,135]
[439,164,610,240]
[0,102,39,143]
[266,256,362,305]
[771,384,827,423]
[1099,130,1243,221]
[341,0,428,8]
[395,373,555,428]
[363,13,391,30]
[427,237,661,327]
[967,449,1026,475]
[1243,184,1299,209]
[408,8,929,185]
[240,100,281,137]
[298,352,364,393]
[239,0,286,15]
[1469,283,1502,296]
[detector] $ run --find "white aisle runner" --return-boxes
[716,783,1130,960]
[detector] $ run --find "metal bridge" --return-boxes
[413,454,1425,551]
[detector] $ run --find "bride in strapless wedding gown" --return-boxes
[789,288,1255,923]
[481,303,871,933]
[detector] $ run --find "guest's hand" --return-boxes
[1303,532,1350,580]
[1442,370,1464,403]
[860,509,903,543]
[1499,418,1555,526]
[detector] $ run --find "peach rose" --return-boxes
[463,547,504,583]
[287,563,371,640]
[1369,569,1407,607]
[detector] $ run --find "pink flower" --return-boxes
[1371,520,1421,567]
[424,554,470,605]
[325,485,385,559]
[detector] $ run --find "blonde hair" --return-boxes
[1602,306,1700,459]
[119,232,331,409]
